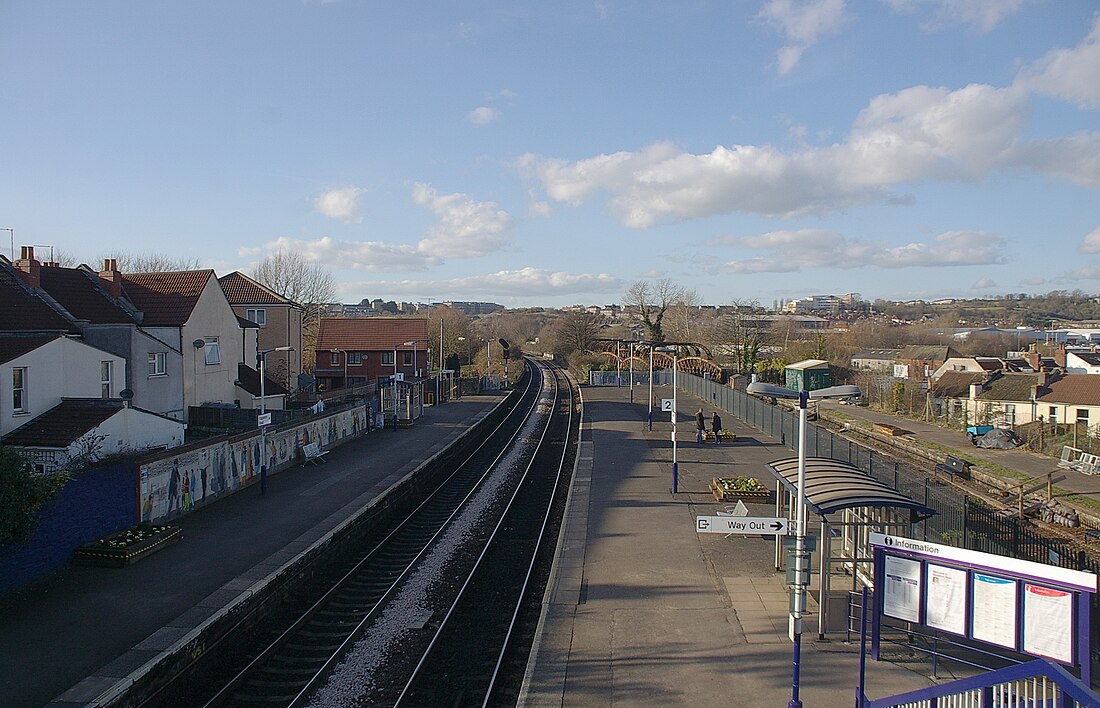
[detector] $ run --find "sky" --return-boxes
[1,1,1098,309]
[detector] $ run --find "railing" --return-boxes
[860,658,1099,707]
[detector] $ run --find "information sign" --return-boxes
[661,398,674,412]
[696,516,789,535]
[925,564,966,635]
[1024,584,1073,663]
[257,413,272,428]
[972,574,1018,649]
[883,556,921,622]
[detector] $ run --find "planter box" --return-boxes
[710,477,771,503]
[71,526,182,568]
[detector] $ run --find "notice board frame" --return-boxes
[869,532,1097,685]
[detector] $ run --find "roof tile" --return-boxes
[122,270,214,326]
[316,318,430,351]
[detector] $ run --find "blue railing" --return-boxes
[861,658,1099,707]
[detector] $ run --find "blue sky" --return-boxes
[2,1,1098,308]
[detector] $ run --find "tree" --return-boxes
[99,252,204,272]
[250,251,337,372]
[428,306,473,369]
[716,301,769,376]
[553,310,602,358]
[0,447,68,547]
[624,278,692,343]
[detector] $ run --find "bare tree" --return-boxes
[250,251,337,372]
[428,305,473,369]
[99,252,204,272]
[553,310,602,357]
[624,278,692,343]
[715,300,769,376]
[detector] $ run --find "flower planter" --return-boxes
[710,477,771,503]
[71,525,182,568]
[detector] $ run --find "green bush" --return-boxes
[0,447,68,547]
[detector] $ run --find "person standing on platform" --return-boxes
[711,411,723,445]
[695,408,705,443]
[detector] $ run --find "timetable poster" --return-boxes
[925,564,966,635]
[883,556,921,622]
[1023,584,1073,663]
[972,574,1017,649]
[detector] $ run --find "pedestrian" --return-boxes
[712,411,723,445]
[695,408,705,443]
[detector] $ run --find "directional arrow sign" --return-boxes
[696,516,790,535]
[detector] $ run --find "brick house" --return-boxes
[219,271,303,390]
[313,317,430,391]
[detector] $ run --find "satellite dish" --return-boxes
[119,388,134,400]
[193,339,205,349]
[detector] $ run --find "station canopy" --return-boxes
[766,457,936,521]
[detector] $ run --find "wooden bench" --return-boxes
[302,442,329,465]
[935,455,971,480]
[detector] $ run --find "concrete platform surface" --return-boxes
[522,384,939,707]
[0,395,502,708]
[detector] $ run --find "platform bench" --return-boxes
[935,454,971,480]
[302,442,329,465]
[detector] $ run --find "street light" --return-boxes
[645,342,655,431]
[745,381,861,708]
[655,346,678,494]
[258,346,294,496]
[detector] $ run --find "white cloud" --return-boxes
[1017,14,1100,110]
[239,236,439,272]
[1066,265,1100,280]
[972,277,998,289]
[342,267,622,299]
[1080,227,1100,253]
[313,186,365,223]
[720,228,1007,273]
[758,0,850,75]
[412,183,514,257]
[884,0,1026,33]
[467,106,500,124]
[525,81,1096,227]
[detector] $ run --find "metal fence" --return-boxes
[676,372,1100,681]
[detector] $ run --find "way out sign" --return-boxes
[696,516,789,535]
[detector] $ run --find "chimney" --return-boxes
[1025,350,1040,370]
[14,246,41,289]
[98,258,122,298]
[969,383,982,400]
[1037,370,1049,388]
[1055,344,1067,369]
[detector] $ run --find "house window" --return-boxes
[1003,404,1016,425]
[246,308,266,326]
[101,361,113,399]
[348,352,362,365]
[330,351,340,366]
[148,352,167,376]
[204,337,221,365]
[403,351,413,366]
[1077,409,1089,426]
[1049,406,1058,423]
[12,367,27,413]
[381,351,395,366]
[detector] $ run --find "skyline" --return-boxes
[1,2,1098,308]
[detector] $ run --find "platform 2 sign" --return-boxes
[696,516,789,535]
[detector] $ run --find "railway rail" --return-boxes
[149,357,578,707]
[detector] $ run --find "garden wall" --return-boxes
[0,461,136,595]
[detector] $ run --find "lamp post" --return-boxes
[745,381,861,708]
[629,341,636,403]
[646,343,655,431]
[655,346,677,493]
[616,340,621,387]
[258,346,294,496]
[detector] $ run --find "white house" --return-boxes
[1064,350,1100,375]
[1,334,127,438]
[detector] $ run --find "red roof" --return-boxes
[316,318,429,351]
[0,264,80,333]
[39,265,137,325]
[0,334,61,365]
[218,272,300,308]
[122,270,214,326]
[1040,374,1100,406]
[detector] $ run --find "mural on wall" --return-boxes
[140,405,368,522]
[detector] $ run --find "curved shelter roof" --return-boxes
[766,457,936,520]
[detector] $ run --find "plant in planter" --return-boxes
[71,522,182,567]
[710,476,770,502]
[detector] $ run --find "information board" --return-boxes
[972,574,1017,649]
[882,556,921,622]
[925,564,966,635]
[1023,584,1073,663]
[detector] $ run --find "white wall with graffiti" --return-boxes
[138,404,370,522]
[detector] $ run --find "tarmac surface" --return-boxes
[0,394,503,708]
[1,383,997,707]
[521,384,941,707]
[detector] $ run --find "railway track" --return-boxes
[149,358,578,707]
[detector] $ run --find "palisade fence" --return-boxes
[674,371,1100,680]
